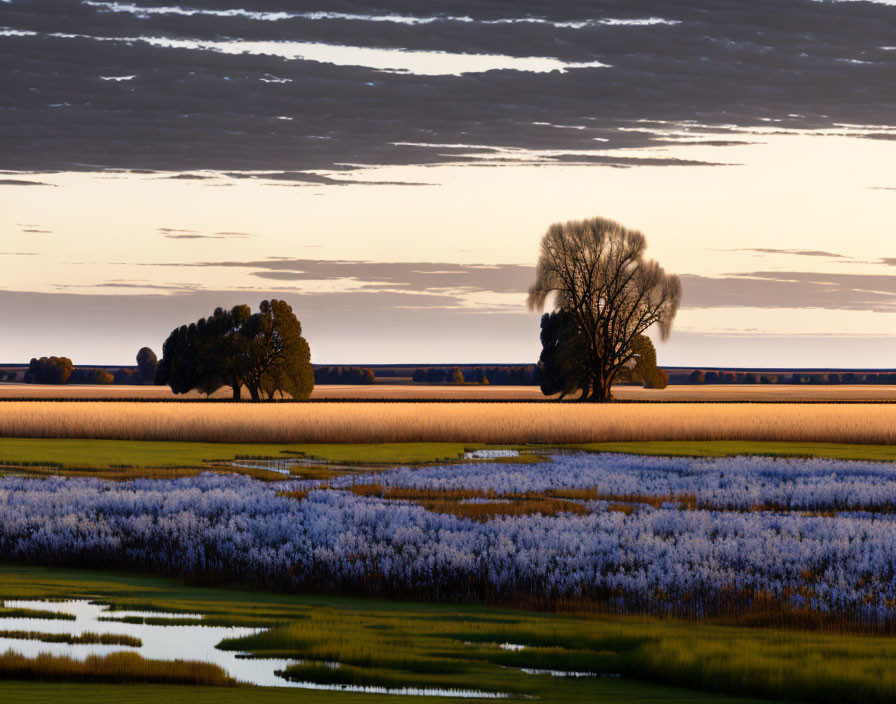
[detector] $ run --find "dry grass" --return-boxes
[0,631,141,647]
[346,485,590,519]
[1,401,896,445]
[0,650,235,686]
[2,383,895,401]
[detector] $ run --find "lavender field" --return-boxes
[3,453,896,627]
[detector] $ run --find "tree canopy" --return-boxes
[136,347,158,384]
[156,300,313,400]
[25,356,73,384]
[528,217,681,401]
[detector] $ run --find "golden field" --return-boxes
[2,383,896,402]
[1,400,895,444]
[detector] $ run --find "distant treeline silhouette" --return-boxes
[314,366,376,385]
[21,351,158,386]
[687,370,896,385]
[411,365,540,385]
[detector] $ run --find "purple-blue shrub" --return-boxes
[2,454,896,623]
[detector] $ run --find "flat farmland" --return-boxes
[1,400,895,444]
[2,383,896,401]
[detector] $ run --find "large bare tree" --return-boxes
[527,217,682,401]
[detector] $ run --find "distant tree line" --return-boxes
[688,370,896,385]
[314,367,376,384]
[411,365,539,385]
[22,349,158,385]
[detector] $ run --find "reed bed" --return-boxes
[3,383,896,402]
[0,631,141,647]
[0,650,235,686]
[2,401,896,444]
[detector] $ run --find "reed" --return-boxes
[0,631,141,647]
[0,650,235,686]
[2,401,896,444]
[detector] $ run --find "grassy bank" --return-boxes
[0,438,482,471]
[0,437,895,475]
[2,565,896,703]
[570,440,896,462]
[0,679,761,704]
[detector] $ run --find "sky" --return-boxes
[1,0,895,367]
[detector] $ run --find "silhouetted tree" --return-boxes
[412,368,426,382]
[528,217,681,401]
[689,370,706,384]
[136,347,158,384]
[450,368,465,384]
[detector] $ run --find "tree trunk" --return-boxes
[587,368,615,402]
[231,383,241,400]
[247,385,261,401]
[589,382,614,402]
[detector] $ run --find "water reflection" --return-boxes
[0,600,513,696]
[0,599,295,687]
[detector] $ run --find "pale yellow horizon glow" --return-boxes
[2,128,895,365]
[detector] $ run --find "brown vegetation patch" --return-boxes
[0,630,141,647]
[550,488,698,509]
[346,484,589,519]
[0,650,236,686]
[276,489,309,501]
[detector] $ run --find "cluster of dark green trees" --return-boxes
[314,367,376,384]
[156,300,313,400]
[537,311,667,398]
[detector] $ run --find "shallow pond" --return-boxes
[0,599,295,687]
[0,599,511,697]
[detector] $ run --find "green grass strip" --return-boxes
[563,440,896,462]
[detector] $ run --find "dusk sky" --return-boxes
[2,0,895,366]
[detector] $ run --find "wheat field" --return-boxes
[1,401,895,444]
[2,383,896,402]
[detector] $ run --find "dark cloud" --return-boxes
[3,0,895,172]
[0,179,56,186]
[158,228,254,239]
[21,229,53,234]
[222,171,432,186]
[0,252,38,256]
[720,248,848,259]
[137,258,536,294]
[681,271,896,312]
[163,233,254,239]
